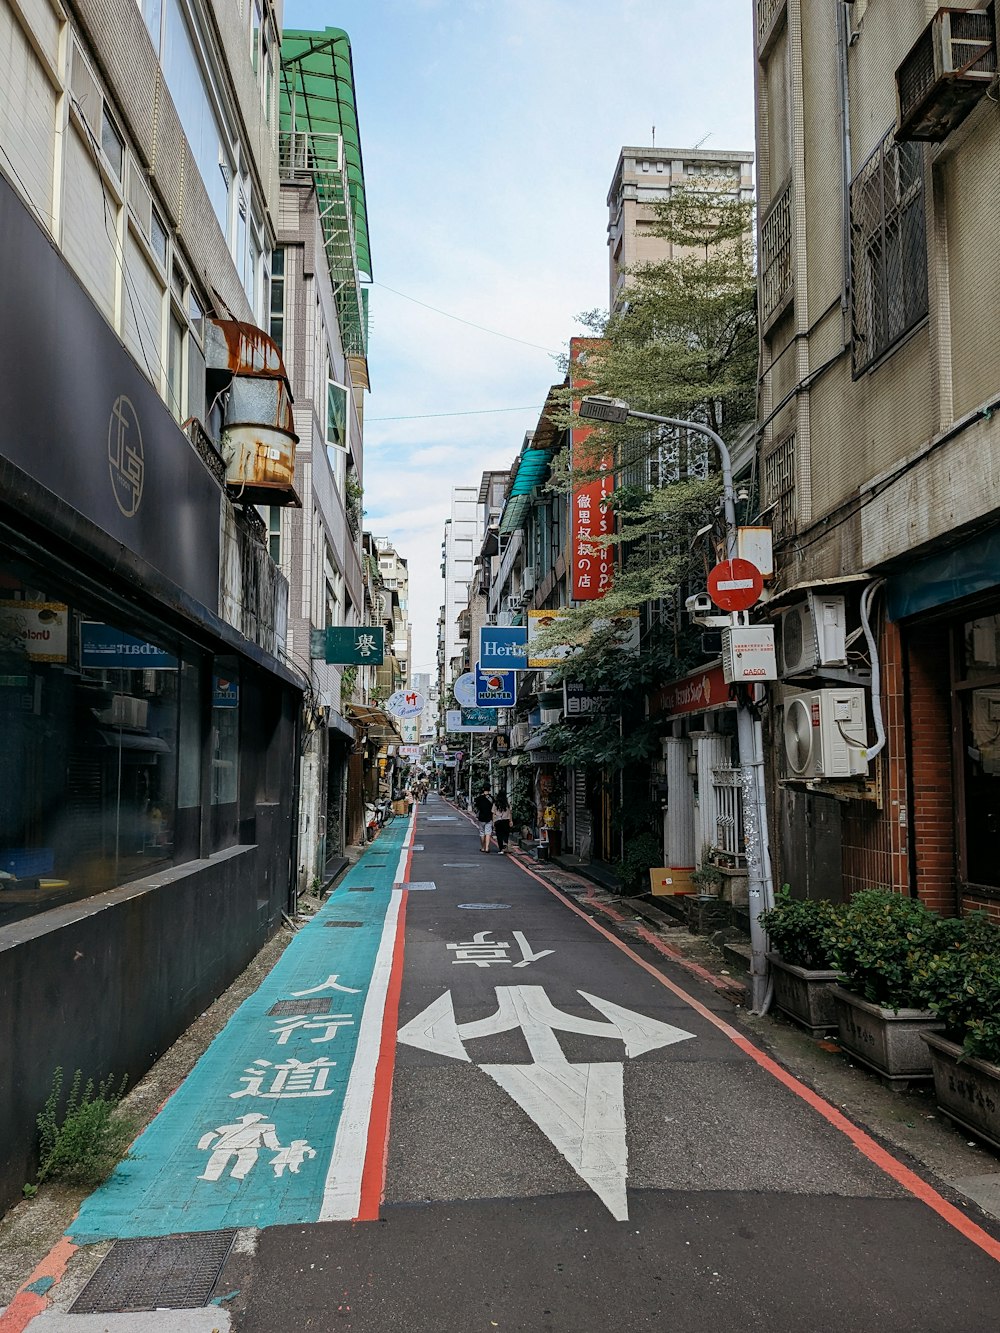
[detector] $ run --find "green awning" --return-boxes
[499,448,554,534]
[280,29,371,356]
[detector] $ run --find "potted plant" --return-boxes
[914,914,1000,1149]
[825,890,945,1087]
[760,889,845,1035]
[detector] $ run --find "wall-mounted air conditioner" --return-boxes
[776,592,847,679]
[783,688,868,780]
[505,595,522,612]
[522,566,536,591]
[896,7,996,142]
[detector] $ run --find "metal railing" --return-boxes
[760,178,792,325]
[711,764,746,863]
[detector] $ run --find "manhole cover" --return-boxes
[395,881,436,891]
[349,886,375,893]
[366,862,387,867]
[268,998,333,1016]
[324,920,364,927]
[71,1230,237,1313]
[458,903,511,910]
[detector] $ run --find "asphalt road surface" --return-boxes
[222,795,1000,1332]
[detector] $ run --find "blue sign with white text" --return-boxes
[475,667,516,708]
[479,625,527,671]
[80,622,176,670]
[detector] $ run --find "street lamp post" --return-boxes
[578,395,776,1013]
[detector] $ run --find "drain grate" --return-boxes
[349,886,375,893]
[71,1230,237,1313]
[395,881,436,891]
[268,998,333,1016]
[458,903,511,910]
[325,920,363,927]
[411,844,424,851]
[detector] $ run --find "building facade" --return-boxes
[0,0,304,1211]
[754,0,1000,921]
[607,144,754,310]
[274,27,372,887]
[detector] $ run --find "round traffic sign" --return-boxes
[707,558,763,612]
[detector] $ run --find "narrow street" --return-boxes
[8,794,999,1332]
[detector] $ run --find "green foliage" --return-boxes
[617,831,662,895]
[512,767,535,831]
[339,666,358,702]
[824,890,945,1010]
[34,1067,136,1188]
[691,861,725,896]
[912,913,1000,1064]
[759,888,846,969]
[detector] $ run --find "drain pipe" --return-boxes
[860,579,887,761]
[837,0,855,342]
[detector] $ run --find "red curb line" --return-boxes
[0,1237,78,1333]
[508,851,1000,1266]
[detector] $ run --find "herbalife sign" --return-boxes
[479,625,527,671]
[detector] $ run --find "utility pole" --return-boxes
[578,397,776,1012]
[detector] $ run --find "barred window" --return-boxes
[851,132,928,374]
[763,433,795,539]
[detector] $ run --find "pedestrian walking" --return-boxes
[491,792,512,854]
[474,786,494,852]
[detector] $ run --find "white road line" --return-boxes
[394,810,415,884]
[318,886,403,1220]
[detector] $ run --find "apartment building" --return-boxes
[440,485,479,691]
[607,144,754,311]
[754,0,1000,919]
[274,27,371,886]
[0,0,304,1210]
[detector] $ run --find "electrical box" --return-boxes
[721,625,777,683]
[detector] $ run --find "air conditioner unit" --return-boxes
[783,688,869,780]
[776,592,847,679]
[522,566,536,592]
[505,595,522,612]
[896,7,996,142]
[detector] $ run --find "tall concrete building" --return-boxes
[607,145,755,309]
[441,485,479,685]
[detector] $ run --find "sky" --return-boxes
[284,0,757,677]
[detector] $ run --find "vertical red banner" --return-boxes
[569,337,614,601]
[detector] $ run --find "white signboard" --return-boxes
[386,689,425,718]
[721,625,777,683]
[0,601,69,663]
[453,672,477,707]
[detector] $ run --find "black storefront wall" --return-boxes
[0,172,221,610]
[0,178,301,1213]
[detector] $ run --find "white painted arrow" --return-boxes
[396,986,696,1221]
[483,1060,628,1220]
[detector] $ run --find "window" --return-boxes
[327,377,348,454]
[150,208,168,268]
[851,132,928,374]
[269,247,285,349]
[161,0,231,231]
[100,107,125,180]
[167,309,185,421]
[267,507,281,564]
[0,544,203,926]
[955,614,1000,890]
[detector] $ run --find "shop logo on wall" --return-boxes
[108,395,144,517]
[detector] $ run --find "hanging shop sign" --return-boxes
[0,602,69,663]
[570,336,614,601]
[445,708,494,734]
[563,681,614,719]
[647,664,731,718]
[453,671,478,707]
[386,689,425,718]
[79,621,176,669]
[320,626,385,665]
[479,626,528,671]
[527,609,639,669]
[475,667,516,708]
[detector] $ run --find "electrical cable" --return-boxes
[371,280,562,354]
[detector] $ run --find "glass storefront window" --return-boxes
[211,658,240,807]
[0,547,202,925]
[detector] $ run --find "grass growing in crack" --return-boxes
[28,1067,137,1192]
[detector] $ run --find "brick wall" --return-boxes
[906,622,957,914]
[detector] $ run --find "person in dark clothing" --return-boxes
[491,793,512,854]
[474,787,494,852]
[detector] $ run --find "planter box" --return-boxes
[767,953,840,1036]
[922,1032,1000,1153]
[831,985,946,1089]
[685,893,729,935]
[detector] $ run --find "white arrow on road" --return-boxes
[397,986,695,1219]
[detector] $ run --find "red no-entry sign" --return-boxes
[707,558,763,611]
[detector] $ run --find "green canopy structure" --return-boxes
[280,28,371,357]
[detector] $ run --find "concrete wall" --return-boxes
[0,835,289,1213]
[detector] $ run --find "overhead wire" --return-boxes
[371,279,563,354]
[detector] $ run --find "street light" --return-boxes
[577,394,775,1013]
